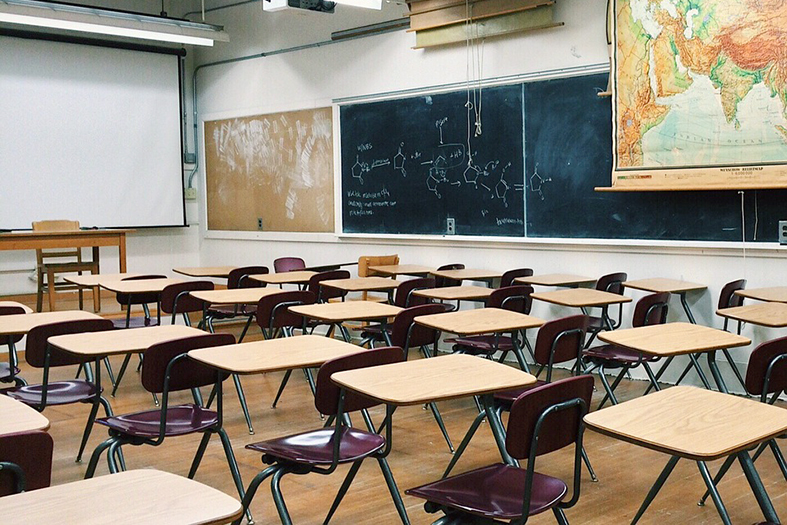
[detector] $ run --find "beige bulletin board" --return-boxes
[204,107,334,232]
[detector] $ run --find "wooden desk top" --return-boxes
[49,325,206,357]
[0,395,50,435]
[412,285,494,301]
[717,302,787,328]
[0,469,243,525]
[597,322,750,357]
[190,287,282,306]
[368,264,435,276]
[415,307,545,336]
[531,288,632,308]
[623,278,706,294]
[289,301,403,322]
[584,386,787,461]
[173,266,236,278]
[735,286,787,304]
[332,353,536,406]
[249,271,316,285]
[0,301,32,313]
[188,335,364,374]
[0,310,103,336]
[63,273,140,287]
[514,273,595,287]
[100,278,183,294]
[321,276,399,292]
[430,268,502,282]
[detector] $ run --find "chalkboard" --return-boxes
[524,73,787,242]
[341,73,787,241]
[340,85,525,236]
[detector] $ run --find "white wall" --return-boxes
[181,0,787,393]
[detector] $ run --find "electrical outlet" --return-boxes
[779,221,787,245]
[184,187,197,201]
[446,217,455,235]
[257,218,264,230]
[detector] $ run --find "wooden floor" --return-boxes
[8,291,787,524]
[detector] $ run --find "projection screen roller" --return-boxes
[0,34,185,229]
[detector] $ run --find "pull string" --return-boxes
[464,0,484,170]
[739,190,747,278]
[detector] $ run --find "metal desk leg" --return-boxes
[480,393,516,466]
[679,292,697,324]
[631,455,680,524]
[707,350,729,393]
[697,460,732,525]
[738,450,781,524]
[687,354,712,389]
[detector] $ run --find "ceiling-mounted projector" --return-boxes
[263,0,335,13]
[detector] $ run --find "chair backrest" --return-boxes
[32,220,81,262]
[307,270,351,302]
[533,315,588,381]
[745,336,787,398]
[488,285,533,315]
[595,272,627,295]
[160,281,214,315]
[389,303,453,351]
[255,290,316,331]
[115,274,168,306]
[631,292,670,328]
[227,266,269,289]
[273,257,306,273]
[393,277,436,308]
[25,318,115,368]
[435,263,465,288]
[141,333,234,394]
[500,268,534,288]
[506,374,593,459]
[0,430,53,496]
[358,254,399,277]
[0,305,27,345]
[718,279,746,309]
[315,346,404,416]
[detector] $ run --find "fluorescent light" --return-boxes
[333,0,382,9]
[0,0,228,46]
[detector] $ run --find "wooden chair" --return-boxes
[32,220,99,313]
[357,254,399,302]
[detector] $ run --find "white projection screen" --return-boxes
[0,34,186,229]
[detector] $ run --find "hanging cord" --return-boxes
[740,190,747,277]
[464,0,484,169]
[753,189,759,241]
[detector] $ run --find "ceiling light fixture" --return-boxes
[0,0,229,46]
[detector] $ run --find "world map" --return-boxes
[613,0,787,188]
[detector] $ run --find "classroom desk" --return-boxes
[735,286,787,304]
[414,307,545,372]
[0,229,132,273]
[173,266,236,278]
[49,324,205,360]
[412,285,494,302]
[0,469,243,525]
[0,395,50,436]
[248,270,316,286]
[429,268,502,286]
[717,302,787,328]
[584,386,787,525]
[64,273,141,287]
[368,264,435,277]
[598,322,750,393]
[0,310,103,336]
[331,353,537,476]
[623,278,707,324]
[514,273,596,287]
[190,287,283,309]
[531,288,632,327]
[289,301,403,343]
[99,278,184,295]
[320,276,400,301]
[302,261,358,272]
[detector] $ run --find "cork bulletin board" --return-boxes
[205,107,334,232]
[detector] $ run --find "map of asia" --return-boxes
[612,0,787,189]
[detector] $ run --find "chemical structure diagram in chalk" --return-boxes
[349,116,515,207]
[529,163,552,201]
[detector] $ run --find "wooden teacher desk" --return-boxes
[598,322,750,393]
[584,386,786,525]
[0,229,132,272]
[0,469,243,525]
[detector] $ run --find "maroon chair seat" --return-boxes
[96,404,219,438]
[448,334,516,354]
[583,344,660,365]
[5,381,100,405]
[493,380,548,408]
[408,463,567,520]
[247,427,385,466]
[273,257,306,273]
[407,376,594,525]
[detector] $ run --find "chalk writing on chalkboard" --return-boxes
[341,84,525,236]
